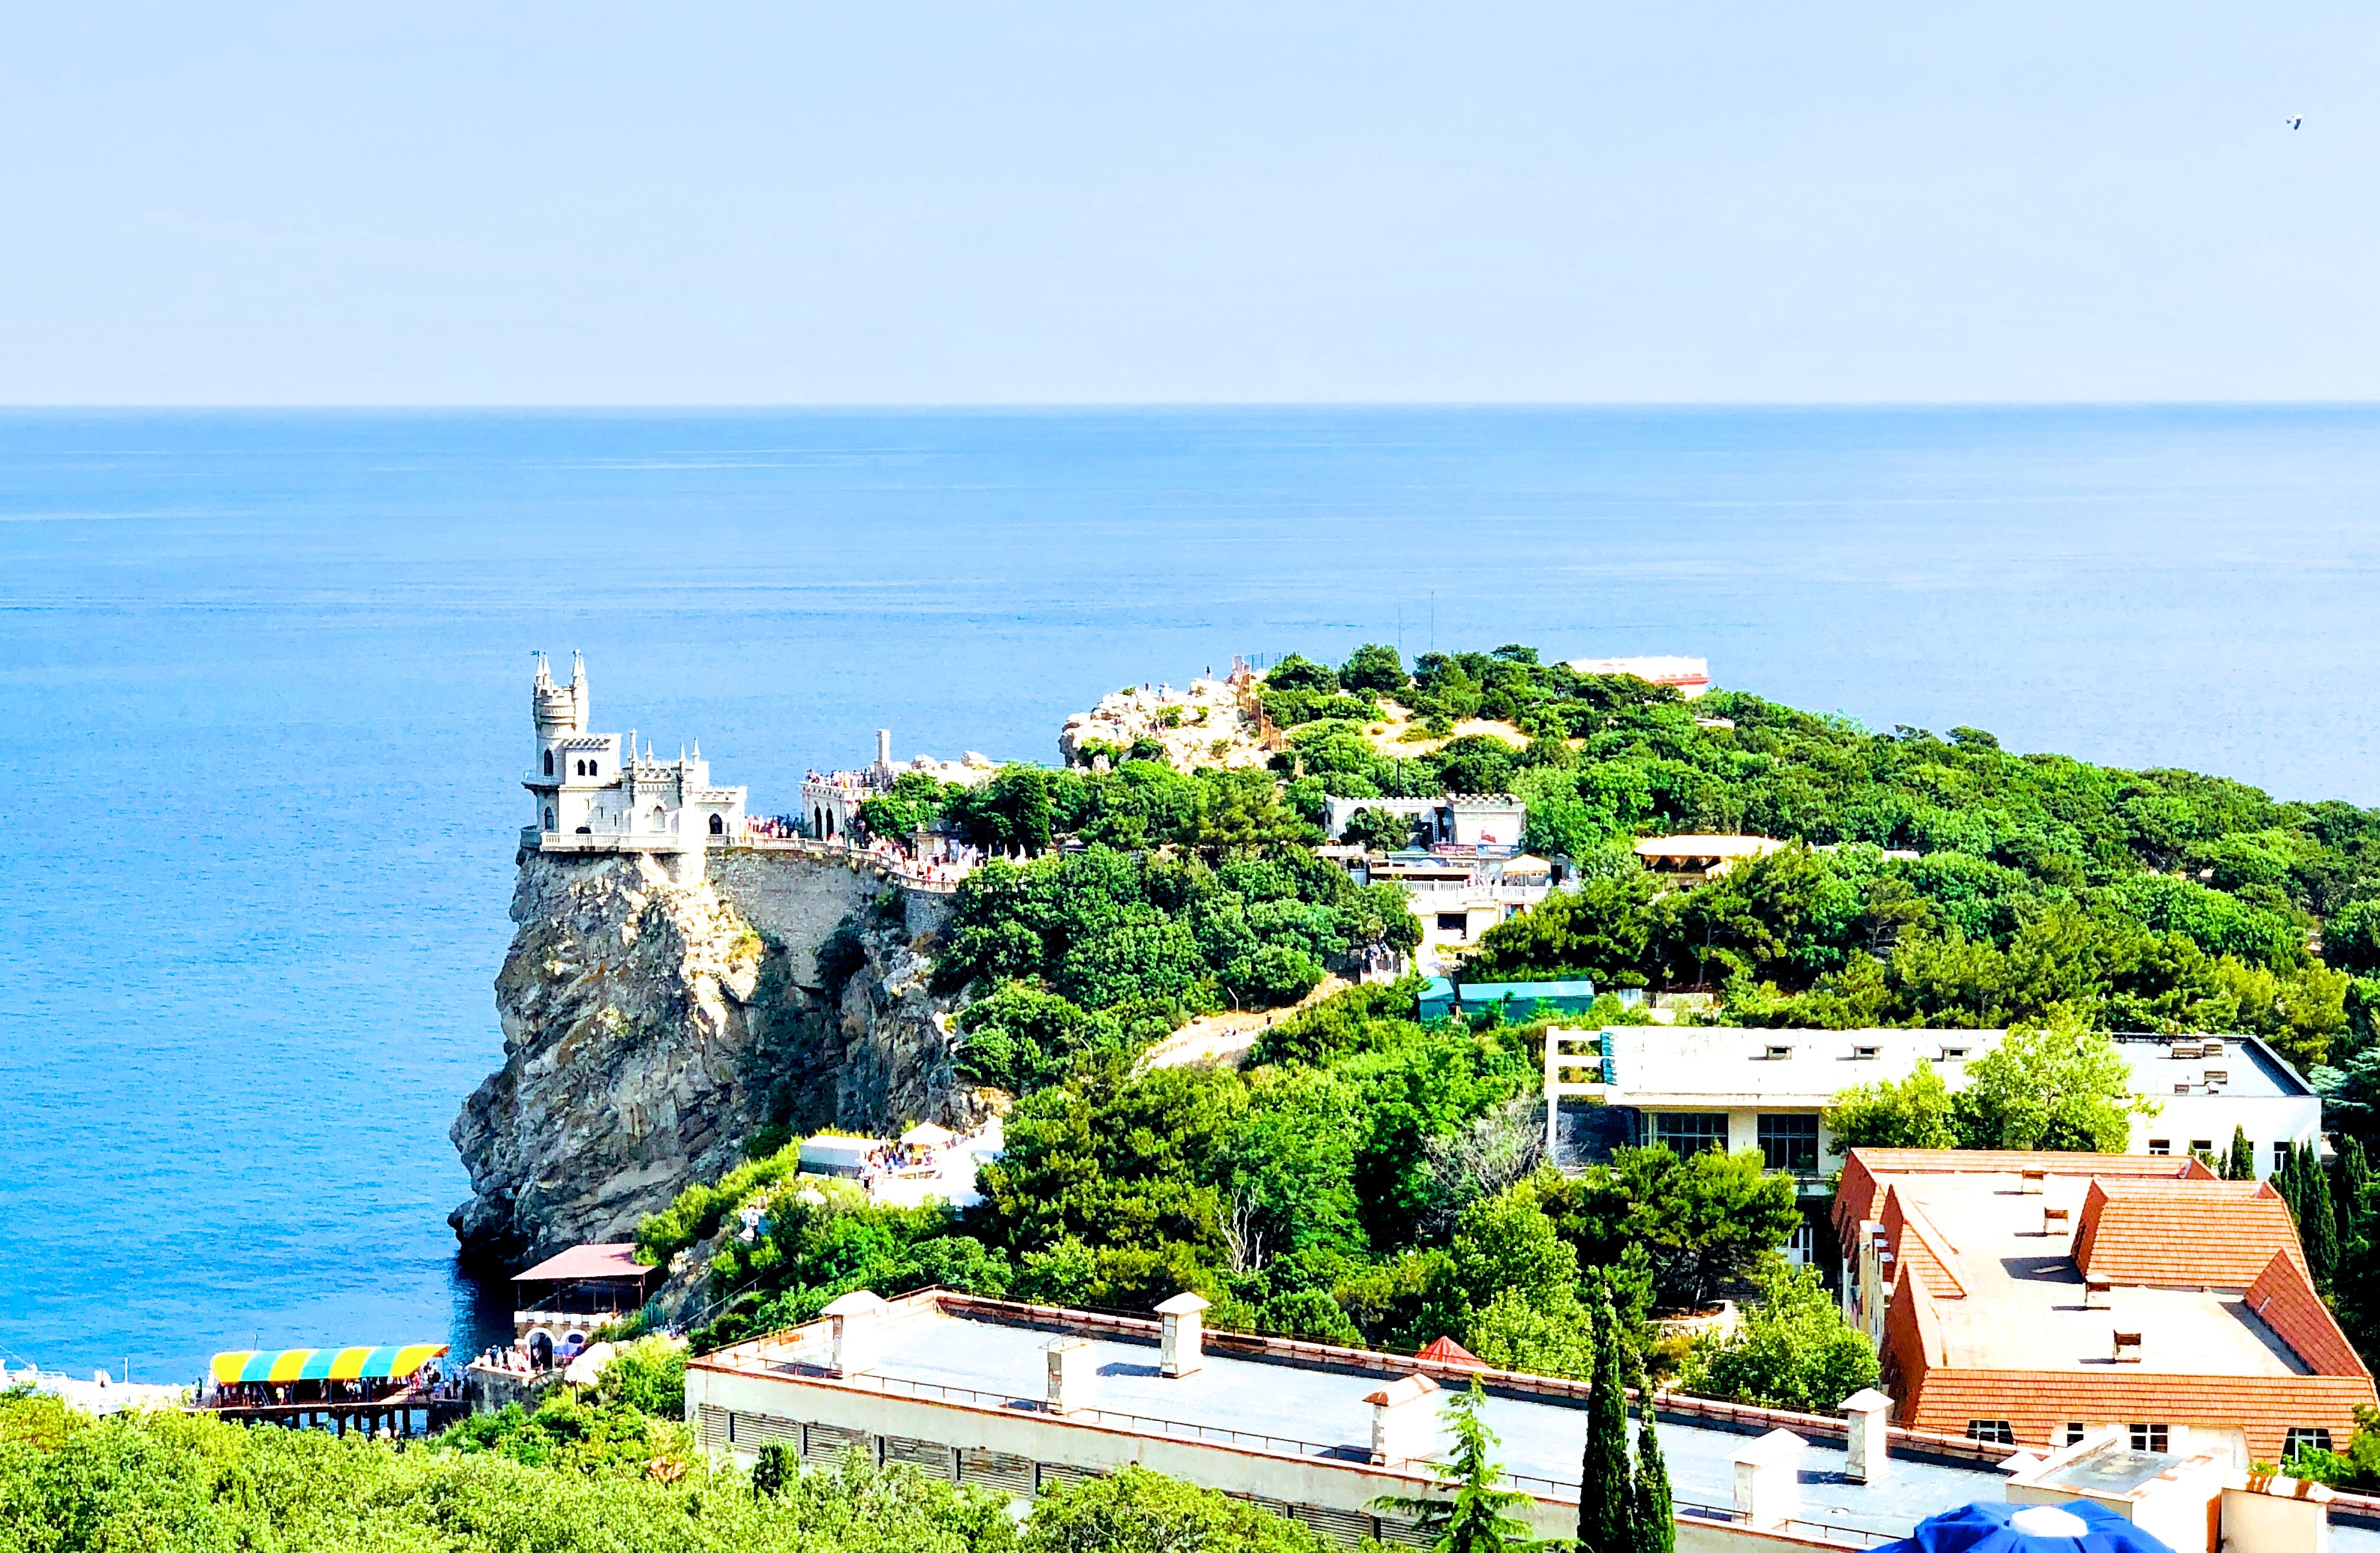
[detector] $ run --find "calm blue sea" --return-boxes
[4,406,2379,1385]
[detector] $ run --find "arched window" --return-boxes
[544,807,554,829]
[650,806,667,831]
[543,751,554,775]
[709,813,724,835]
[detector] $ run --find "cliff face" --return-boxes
[449,846,965,1268]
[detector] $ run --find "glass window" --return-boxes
[1436,913,1467,936]
[2275,1143,2291,1175]
[2129,1424,2169,1453]
[1653,1112,1730,1156]
[1966,1421,2016,1445]
[2064,1423,2086,1446]
[2285,1428,2334,1457]
[2147,1139,2170,1155]
[1758,1113,1820,1173]
[2189,1139,2213,1155]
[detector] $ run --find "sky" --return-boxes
[4,3,2376,404]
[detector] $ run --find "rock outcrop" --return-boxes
[449,845,965,1269]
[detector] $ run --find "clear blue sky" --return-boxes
[5,2,2374,404]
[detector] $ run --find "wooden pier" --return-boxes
[203,1394,470,1438]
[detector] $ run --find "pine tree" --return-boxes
[1373,1385,1567,1553]
[1629,1406,1675,1553]
[2306,1149,2341,1292]
[2227,1126,2254,1182]
[1577,1286,1634,1553]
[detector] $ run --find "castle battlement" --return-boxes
[523,653,747,853]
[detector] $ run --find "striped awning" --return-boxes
[209,1343,449,1385]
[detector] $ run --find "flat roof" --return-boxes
[1888,1173,2305,1377]
[1588,1028,2312,1108]
[715,1303,2012,1543]
[513,1243,647,1284]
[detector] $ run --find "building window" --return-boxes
[709,813,725,835]
[543,807,554,830]
[543,751,554,775]
[2147,1139,2170,1155]
[2284,1427,2335,1457]
[2275,1143,2291,1175]
[1786,1220,1816,1266]
[1966,1421,2016,1445]
[2189,1139,2213,1156]
[2064,1423,2086,1446]
[1653,1112,1730,1157]
[1436,913,1467,937]
[1758,1113,1820,1173]
[2129,1424,2169,1454]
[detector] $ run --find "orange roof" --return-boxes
[1415,1336,1483,1367]
[2071,1178,2303,1288]
[2248,1249,2369,1379]
[1834,1148,2211,1254]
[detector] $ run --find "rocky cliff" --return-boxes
[449,845,966,1268]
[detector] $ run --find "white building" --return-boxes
[1322,793,1526,849]
[801,730,996,843]
[1545,1025,2323,1184]
[522,653,747,848]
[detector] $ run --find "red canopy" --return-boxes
[514,1243,647,1284]
[1415,1335,1484,1367]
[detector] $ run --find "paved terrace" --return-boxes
[1894,1174,2307,1375]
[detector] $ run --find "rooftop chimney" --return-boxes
[1155,1292,1209,1378]
[1840,1389,1891,1484]
[821,1289,887,1377]
[877,729,892,770]
[1366,1374,1440,1465]
[1732,1428,1804,1530]
[1045,1337,1094,1416]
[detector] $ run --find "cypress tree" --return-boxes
[2306,1149,2341,1292]
[2338,1136,2370,1253]
[2227,1126,2254,1182]
[2276,1146,2306,1227]
[1577,1287,1633,1553]
[1629,1407,1675,1553]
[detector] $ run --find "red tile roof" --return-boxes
[2248,1249,2369,1379]
[1415,1336,1483,1367]
[1834,1149,2209,1258]
[2071,1178,2303,1289]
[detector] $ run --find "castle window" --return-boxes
[543,807,554,829]
[543,751,553,775]
[709,813,724,835]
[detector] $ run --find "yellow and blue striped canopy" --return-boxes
[210,1343,448,1385]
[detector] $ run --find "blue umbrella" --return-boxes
[1874,1500,2176,1553]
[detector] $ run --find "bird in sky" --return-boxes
[2287,116,2304,129]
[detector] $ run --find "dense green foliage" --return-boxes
[936,845,1417,1087]
[0,1388,1016,1553]
[0,1384,1339,1553]
[1679,1264,1879,1414]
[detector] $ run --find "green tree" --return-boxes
[2305,1144,2341,1292]
[1629,1408,1674,1553]
[1679,1264,1879,1414]
[1341,643,1412,697]
[1576,1286,1633,1553]
[594,1336,687,1418]
[2226,1126,2255,1182]
[1344,805,1419,851]
[1026,1464,1326,1553]
[1265,654,1340,694]
[1194,771,1322,858]
[753,1439,796,1496]
[1955,1011,2152,1151]
[1371,1385,1567,1553]
[1822,1061,1961,1157]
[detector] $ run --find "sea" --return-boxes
[4,404,2380,1387]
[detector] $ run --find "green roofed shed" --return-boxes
[1419,977,1596,1020]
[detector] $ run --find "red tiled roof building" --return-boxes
[1833,1149,2374,1463]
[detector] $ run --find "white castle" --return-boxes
[525,653,747,848]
